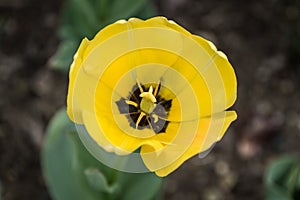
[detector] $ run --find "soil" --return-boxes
[0,0,299,199]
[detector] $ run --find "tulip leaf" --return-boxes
[70,0,99,33]
[50,0,156,72]
[49,40,79,72]
[265,156,300,200]
[265,185,292,200]
[42,108,163,200]
[119,172,164,200]
[42,109,105,200]
[136,2,156,19]
[84,168,118,193]
[109,0,149,21]
[61,0,99,38]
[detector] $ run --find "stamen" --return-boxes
[139,86,157,114]
[125,100,138,107]
[136,78,144,93]
[135,112,146,129]
[152,114,159,123]
[116,81,172,134]
[154,81,160,97]
[139,86,157,103]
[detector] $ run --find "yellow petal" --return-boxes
[84,16,189,59]
[82,110,116,153]
[84,19,131,58]
[141,111,237,177]
[66,17,238,176]
[192,35,237,110]
[67,38,90,123]
[140,120,200,172]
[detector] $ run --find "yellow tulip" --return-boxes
[67,16,237,177]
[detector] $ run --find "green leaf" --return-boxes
[42,109,106,200]
[63,0,99,38]
[84,168,118,193]
[51,0,157,72]
[265,185,292,200]
[286,164,300,196]
[42,108,164,200]
[136,2,156,19]
[109,0,148,21]
[119,172,164,200]
[95,0,110,20]
[49,40,78,72]
[71,0,99,30]
[265,155,300,200]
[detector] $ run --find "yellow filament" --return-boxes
[136,78,144,93]
[153,81,160,97]
[125,100,138,107]
[135,112,146,129]
[139,86,157,103]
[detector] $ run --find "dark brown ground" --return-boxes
[0,0,300,199]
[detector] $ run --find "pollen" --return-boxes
[116,81,172,134]
[139,86,157,114]
[140,86,157,103]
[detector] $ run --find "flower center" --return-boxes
[116,80,172,134]
[139,86,156,114]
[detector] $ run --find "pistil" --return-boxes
[139,86,157,114]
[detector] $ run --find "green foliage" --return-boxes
[42,108,163,200]
[84,168,118,194]
[265,155,300,200]
[50,0,156,72]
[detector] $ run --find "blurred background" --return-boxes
[0,0,300,199]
